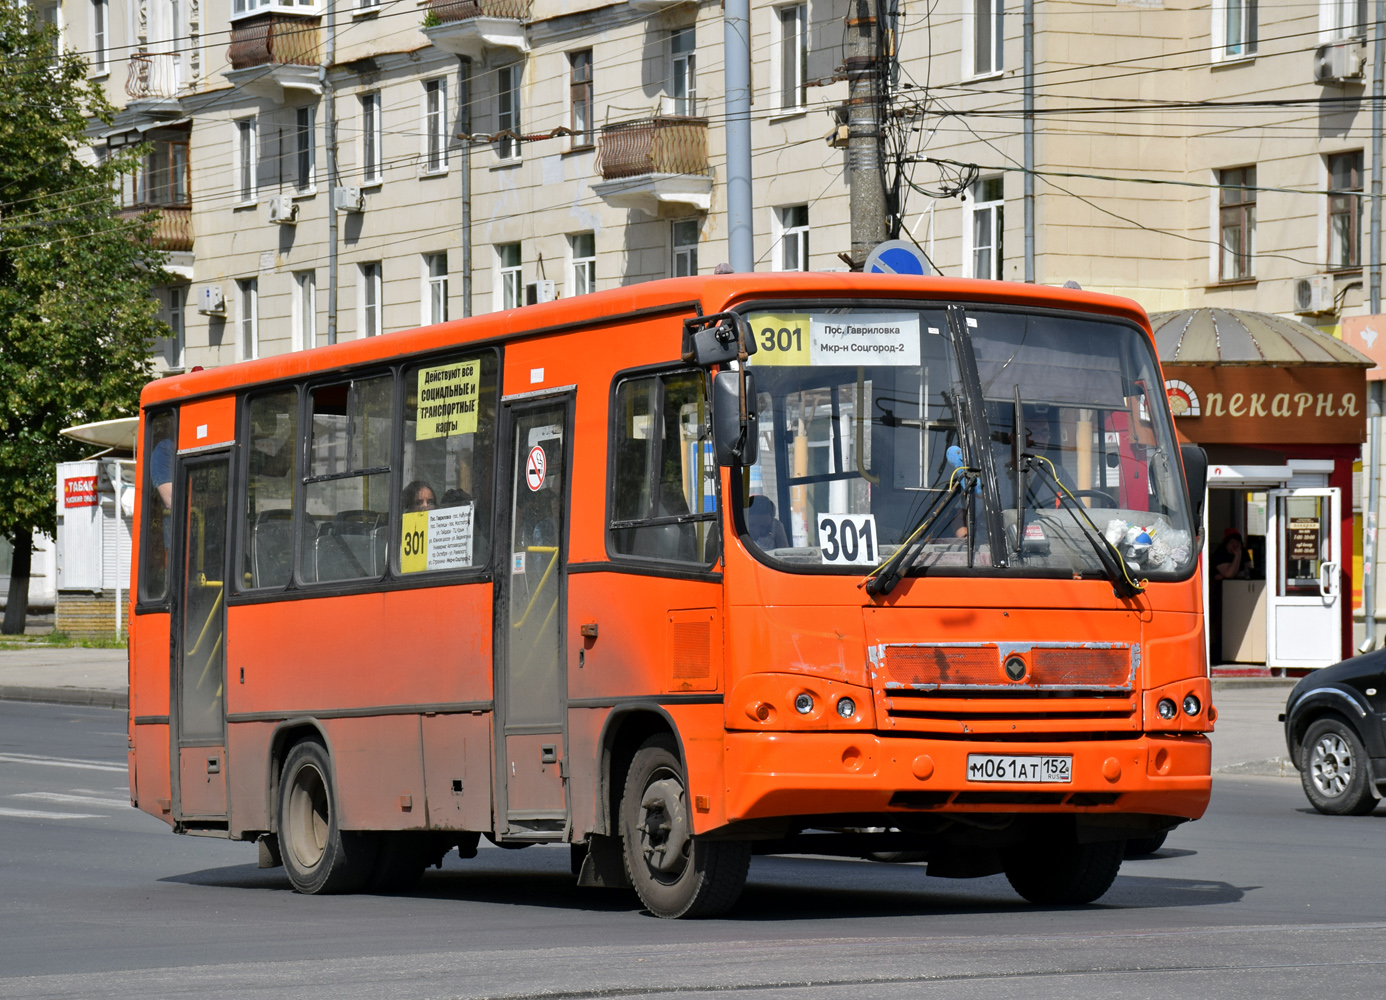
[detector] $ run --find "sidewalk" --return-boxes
[0,649,1298,777]
[0,647,127,709]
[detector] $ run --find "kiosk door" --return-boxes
[1266,487,1341,668]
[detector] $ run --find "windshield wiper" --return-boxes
[1026,456,1144,599]
[943,305,1009,570]
[863,467,976,597]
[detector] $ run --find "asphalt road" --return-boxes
[1,700,1383,1000]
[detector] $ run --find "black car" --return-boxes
[1282,650,1386,815]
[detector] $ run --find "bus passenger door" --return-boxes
[494,395,571,838]
[171,454,231,825]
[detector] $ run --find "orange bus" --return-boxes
[127,273,1213,918]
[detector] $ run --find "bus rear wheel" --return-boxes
[278,738,378,894]
[1002,839,1124,905]
[619,736,750,919]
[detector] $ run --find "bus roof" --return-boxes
[138,273,1150,410]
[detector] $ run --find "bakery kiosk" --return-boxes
[1152,308,1370,671]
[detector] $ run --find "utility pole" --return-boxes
[1023,0,1035,283]
[724,0,754,271]
[1361,0,1385,650]
[324,0,338,344]
[460,56,472,317]
[845,0,888,267]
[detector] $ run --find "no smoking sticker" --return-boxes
[525,445,547,491]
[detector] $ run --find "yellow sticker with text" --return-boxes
[747,313,811,366]
[416,358,480,440]
[400,510,428,574]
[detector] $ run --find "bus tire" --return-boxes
[1123,832,1168,857]
[1002,839,1124,905]
[620,735,750,919]
[1300,718,1378,816]
[278,738,378,894]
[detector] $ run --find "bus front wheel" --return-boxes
[278,738,378,894]
[1002,839,1124,905]
[619,735,750,918]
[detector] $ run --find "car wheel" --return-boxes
[1124,832,1168,857]
[1300,718,1378,816]
[278,738,378,894]
[620,735,750,918]
[1002,839,1124,905]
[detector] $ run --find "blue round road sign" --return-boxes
[864,240,931,276]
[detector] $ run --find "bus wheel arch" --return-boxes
[597,705,686,839]
[265,718,334,836]
[275,734,378,894]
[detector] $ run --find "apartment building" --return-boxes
[44,0,1381,368]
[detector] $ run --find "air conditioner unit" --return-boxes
[1314,41,1366,84]
[525,280,557,305]
[197,285,225,316]
[333,186,364,213]
[1294,274,1334,314]
[265,194,298,225]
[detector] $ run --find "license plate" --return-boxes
[966,754,1072,783]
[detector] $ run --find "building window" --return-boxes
[425,253,448,324]
[498,65,521,161]
[164,287,185,368]
[361,92,382,184]
[672,219,699,276]
[1328,151,1363,270]
[1326,0,1366,38]
[359,262,382,336]
[423,79,447,173]
[121,139,190,209]
[295,106,315,192]
[238,278,258,361]
[777,205,810,271]
[670,27,696,116]
[360,0,380,9]
[967,176,1004,280]
[970,0,1004,77]
[1219,166,1256,281]
[497,243,521,309]
[91,0,108,74]
[1218,1,1258,58]
[236,117,257,203]
[294,271,316,351]
[570,50,593,147]
[570,233,595,296]
[776,5,807,111]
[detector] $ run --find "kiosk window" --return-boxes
[242,389,298,590]
[609,370,717,564]
[398,352,498,574]
[302,375,394,583]
[139,409,177,604]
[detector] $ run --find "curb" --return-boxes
[1211,678,1298,691]
[1213,756,1297,778]
[0,687,127,710]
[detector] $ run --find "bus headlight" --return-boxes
[1182,693,1201,717]
[794,693,814,715]
[1156,698,1178,720]
[836,697,856,719]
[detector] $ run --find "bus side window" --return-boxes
[302,375,394,584]
[138,408,177,605]
[608,370,717,565]
[241,389,298,590]
[397,352,498,575]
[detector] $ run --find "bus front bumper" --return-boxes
[721,730,1211,824]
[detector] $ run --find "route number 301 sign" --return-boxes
[816,513,878,565]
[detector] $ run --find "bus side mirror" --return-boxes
[713,370,758,467]
[683,313,757,367]
[1180,443,1207,547]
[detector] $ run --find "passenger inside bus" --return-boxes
[402,480,438,512]
[746,495,789,550]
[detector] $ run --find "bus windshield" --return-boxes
[739,303,1196,582]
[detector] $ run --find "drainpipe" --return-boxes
[1023,0,1035,283]
[324,0,338,344]
[460,56,472,317]
[724,0,753,271]
[1362,0,1385,651]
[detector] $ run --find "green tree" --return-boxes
[1,2,166,633]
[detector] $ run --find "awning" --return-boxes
[60,417,139,451]
[100,117,191,148]
[1150,308,1372,367]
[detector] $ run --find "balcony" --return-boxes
[224,14,322,103]
[118,206,193,253]
[125,53,183,115]
[592,116,712,215]
[422,0,530,60]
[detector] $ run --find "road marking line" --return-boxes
[14,791,130,809]
[0,807,102,820]
[0,752,125,773]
